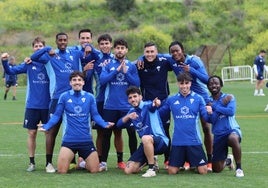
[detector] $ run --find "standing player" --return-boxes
[117,86,169,178]
[69,28,100,93]
[30,32,93,173]
[1,37,50,172]
[158,72,209,175]
[38,71,114,174]
[99,38,140,171]
[168,41,213,171]
[206,75,244,177]
[253,49,267,96]
[3,56,18,100]
[136,42,173,169]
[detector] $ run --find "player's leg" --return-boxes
[57,146,74,174]
[228,131,243,173]
[113,129,126,169]
[85,151,99,173]
[187,145,208,175]
[200,118,213,169]
[45,99,61,172]
[168,146,184,175]
[212,135,228,172]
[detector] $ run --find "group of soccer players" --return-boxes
[1,29,244,177]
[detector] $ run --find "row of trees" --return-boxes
[0,0,268,84]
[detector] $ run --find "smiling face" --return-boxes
[98,40,112,54]
[207,77,222,96]
[114,45,128,60]
[79,32,92,48]
[178,80,191,96]
[70,75,85,91]
[56,34,68,50]
[169,44,185,62]
[128,92,142,108]
[144,45,158,62]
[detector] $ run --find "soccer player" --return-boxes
[99,38,140,171]
[158,72,210,175]
[168,41,213,171]
[253,49,267,96]
[37,71,114,174]
[1,37,50,172]
[117,86,169,178]
[136,42,173,169]
[30,32,93,173]
[3,56,18,100]
[206,75,244,177]
[91,34,122,164]
[69,28,100,93]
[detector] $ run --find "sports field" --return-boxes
[0,81,268,188]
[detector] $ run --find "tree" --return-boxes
[106,0,135,15]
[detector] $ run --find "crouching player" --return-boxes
[117,86,169,178]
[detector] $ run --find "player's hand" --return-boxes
[24,57,32,64]
[152,97,161,107]
[37,124,47,132]
[83,60,95,71]
[1,52,9,60]
[48,49,56,56]
[84,45,92,56]
[222,95,232,105]
[105,122,115,129]
[206,105,213,114]
[137,60,144,70]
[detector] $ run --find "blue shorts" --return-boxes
[102,109,129,130]
[48,99,62,124]
[61,141,97,160]
[23,108,49,130]
[256,74,264,80]
[212,130,242,162]
[169,145,207,167]
[128,136,168,166]
[5,80,17,88]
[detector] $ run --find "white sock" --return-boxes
[78,160,86,168]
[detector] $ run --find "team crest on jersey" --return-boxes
[116,72,125,82]
[37,73,45,80]
[74,106,82,114]
[156,66,161,72]
[32,66,37,70]
[65,63,72,69]
[81,97,86,103]
[190,98,194,104]
[181,106,189,115]
[67,99,72,103]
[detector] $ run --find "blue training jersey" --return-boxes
[43,90,108,143]
[2,59,50,109]
[254,55,266,75]
[169,54,210,103]
[4,63,17,82]
[207,93,242,137]
[158,91,208,146]
[100,58,140,110]
[31,46,88,99]
[117,101,169,146]
[94,52,114,102]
